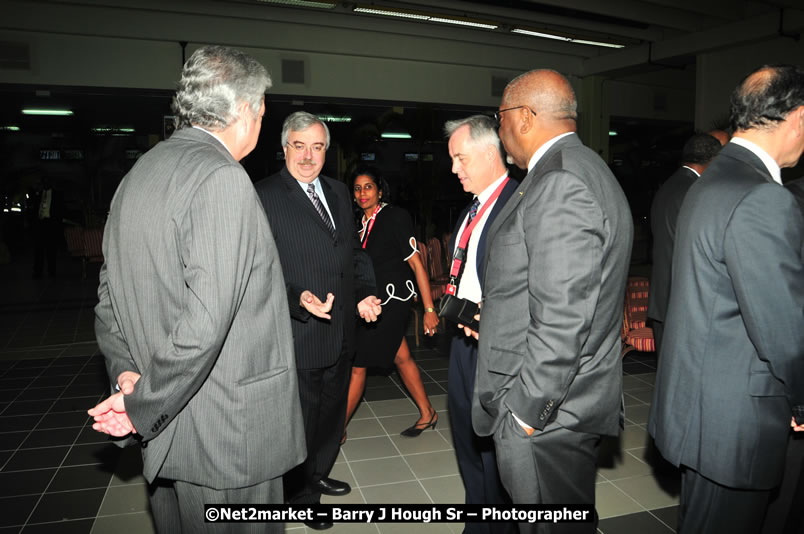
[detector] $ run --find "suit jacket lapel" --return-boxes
[320,177,342,237]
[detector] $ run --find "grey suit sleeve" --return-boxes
[95,244,137,390]
[507,171,605,430]
[124,165,261,441]
[723,184,804,410]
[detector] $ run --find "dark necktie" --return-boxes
[467,198,481,224]
[307,183,336,237]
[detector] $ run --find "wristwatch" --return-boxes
[425,307,435,313]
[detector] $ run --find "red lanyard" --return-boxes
[446,177,509,295]
[360,204,383,249]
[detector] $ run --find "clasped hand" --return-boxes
[87,371,140,437]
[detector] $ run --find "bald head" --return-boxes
[707,129,729,146]
[503,69,578,122]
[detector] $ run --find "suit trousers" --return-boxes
[679,466,771,534]
[284,350,350,505]
[494,417,599,534]
[148,477,283,533]
[650,319,664,357]
[763,433,804,534]
[448,335,515,534]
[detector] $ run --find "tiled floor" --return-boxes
[0,252,680,533]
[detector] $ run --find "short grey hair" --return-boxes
[444,114,503,155]
[281,111,331,149]
[172,45,271,130]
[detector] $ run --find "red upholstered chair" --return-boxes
[622,277,656,356]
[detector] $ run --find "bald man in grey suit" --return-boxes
[89,46,305,533]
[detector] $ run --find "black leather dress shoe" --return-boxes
[315,477,351,496]
[304,520,333,530]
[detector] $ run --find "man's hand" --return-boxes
[457,304,481,339]
[88,392,137,437]
[792,417,804,432]
[300,290,334,320]
[117,371,141,394]
[357,296,382,322]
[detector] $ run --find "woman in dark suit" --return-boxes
[344,168,440,438]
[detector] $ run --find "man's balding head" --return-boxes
[496,69,578,169]
[503,69,578,122]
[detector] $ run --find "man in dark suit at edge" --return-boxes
[444,114,518,534]
[469,69,634,533]
[647,132,725,352]
[649,64,804,533]
[255,111,382,531]
[89,46,306,533]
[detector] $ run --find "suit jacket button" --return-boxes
[539,415,545,421]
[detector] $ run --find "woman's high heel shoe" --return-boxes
[400,411,438,437]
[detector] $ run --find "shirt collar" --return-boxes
[527,132,574,172]
[730,137,782,185]
[192,125,232,155]
[681,165,701,178]
[475,171,509,205]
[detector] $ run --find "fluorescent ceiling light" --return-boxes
[428,17,497,29]
[22,108,73,116]
[571,39,624,48]
[354,5,497,29]
[511,28,568,41]
[609,130,618,136]
[317,114,352,123]
[1,126,20,131]
[353,7,428,20]
[10,207,21,212]
[381,132,412,139]
[512,28,624,48]
[257,0,336,8]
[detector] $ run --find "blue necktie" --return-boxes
[467,198,480,224]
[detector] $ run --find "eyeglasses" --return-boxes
[286,142,326,153]
[493,106,537,123]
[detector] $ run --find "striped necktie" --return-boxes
[467,198,481,224]
[307,183,336,237]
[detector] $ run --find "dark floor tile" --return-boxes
[0,390,22,402]
[29,376,67,388]
[622,362,655,375]
[363,385,406,402]
[0,431,27,451]
[47,463,114,491]
[49,396,100,414]
[62,442,121,467]
[0,415,42,432]
[423,369,448,382]
[21,428,81,449]
[16,387,65,401]
[3,446,69,471]
[74,425,110,445]
[28,488,106,523]
[35,411,88,430]
[0,379,32,390]
[53,356,92,367]
[2,369,43,380]
[0,526,22,533]
[70,372,107,387]
[14,360,54,369]
[0,468,56,497]
[21,519,94,534]
[0,494,39,527]
[650,506,679,531]
[61,384,105,398]
[598,511,675,534]
[39,367,80,378]
[2,401,54,417]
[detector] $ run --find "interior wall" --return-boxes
[695,36,804,131]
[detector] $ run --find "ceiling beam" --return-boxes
[518,0,726,31]
[582,8,804,76]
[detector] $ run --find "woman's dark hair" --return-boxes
[351,166,391,203]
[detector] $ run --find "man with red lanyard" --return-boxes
[444,115,519,534]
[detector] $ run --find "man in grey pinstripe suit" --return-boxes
[89,46,305,533]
